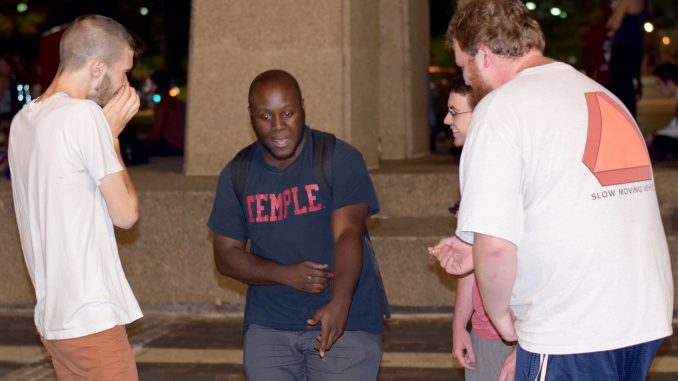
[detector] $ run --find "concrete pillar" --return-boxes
[185,0,382,175]
[378,0,430,160]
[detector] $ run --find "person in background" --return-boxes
[607,0,650,118]
[430,76,516,381]
[0,56,21,124]
[143,68,185,156]
[0,56,22,179]
[647,63,678,160]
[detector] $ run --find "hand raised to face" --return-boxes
[103,81,140,139]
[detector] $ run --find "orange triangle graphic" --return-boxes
[582,92,651,186]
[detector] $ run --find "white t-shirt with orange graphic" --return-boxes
[456,62,673,355]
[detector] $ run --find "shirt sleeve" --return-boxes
[207,164,249,242]
[455,99,524,247]
[331,141,380,216]
[69,102,123,186]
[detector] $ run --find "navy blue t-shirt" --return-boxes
[208,128,384,334]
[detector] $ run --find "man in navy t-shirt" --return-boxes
[208,69,385,380]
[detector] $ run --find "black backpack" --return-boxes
[230,128,390,318]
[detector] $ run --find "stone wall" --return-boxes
[3,166,678,311]
[184,0,429,175]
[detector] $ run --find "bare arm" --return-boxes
[328,204,366,307]
[452,273,476,370]
[212,234,333,290]
[99,81,140,229]
[307,203,368,357]
[607,0,630,31]
[99,141,139,229]
[473,233,518,342]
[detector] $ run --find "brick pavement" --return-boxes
[0,312,466,381]
[0,311,675,380]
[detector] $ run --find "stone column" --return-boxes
[185,0,383,175]
[378,0,430,160]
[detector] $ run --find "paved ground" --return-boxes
[0,311,675,381]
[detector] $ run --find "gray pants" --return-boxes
[465,330,515,381]
[243,324,383,381]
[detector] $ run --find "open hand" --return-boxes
[452,327,476,370]
[306,301,349,358]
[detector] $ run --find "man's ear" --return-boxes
[477,45,493,69]
[89,58,106,78]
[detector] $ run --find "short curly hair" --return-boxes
[447,0,544,58]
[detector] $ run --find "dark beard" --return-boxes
[469,83,492,109]
[467,62,493,109]
[89,74,113,106]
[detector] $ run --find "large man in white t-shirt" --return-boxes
[9,15,142,380]
[444,0,673,379]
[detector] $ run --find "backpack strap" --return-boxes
[230,140,258,206]
[311,129,336,199]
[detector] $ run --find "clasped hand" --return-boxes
[103,81,140,138]
[285,261,333,293]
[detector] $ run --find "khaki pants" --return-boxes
[40,325,138,381]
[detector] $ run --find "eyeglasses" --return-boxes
[448,110,471,118]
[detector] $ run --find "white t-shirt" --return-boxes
[457,62,673,355]
[9,92,142,340]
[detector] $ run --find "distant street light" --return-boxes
[139,7,149,16]
[16,3,28,13]
[663,36,671,45]
[644,22,654,33]
[525,2,537,11]
[550,7,562,17]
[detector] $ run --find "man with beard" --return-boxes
[8,15,143,380]
[208,69,385,380]
[444,0,672,379]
